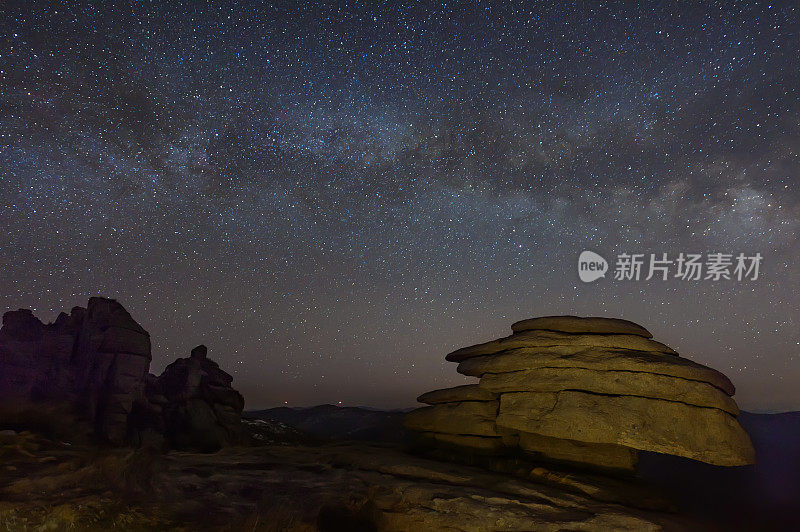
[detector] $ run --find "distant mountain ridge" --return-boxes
[245,404,410,443]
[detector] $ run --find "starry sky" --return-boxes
[2,2,798,412]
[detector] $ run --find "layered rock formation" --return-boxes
[405,315,755,472]
[0,298,243,451]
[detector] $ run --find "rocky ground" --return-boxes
[2,409,800,531]
[0,429,690,531]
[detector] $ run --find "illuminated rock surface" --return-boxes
[406,316,754,470]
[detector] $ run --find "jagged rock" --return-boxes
[479,366,739,415]
[1,309,46,341]
[446,330,677,362]
[0,308,79,401]
[156,344,244,451]
[417,384,496,404]
[457,346,735,395]
[0,298,244,452]
[71,298,152,444]
[0,299,151,444]
[204,384,246,411]
[191,344,207,359]
[511,315,653,337]
[496,391,755,466]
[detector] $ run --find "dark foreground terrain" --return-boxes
[0,408,797,531]
[248,406,800,531]
[1,428,688,531]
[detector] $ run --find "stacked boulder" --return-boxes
[140,345,245,451]
[405,316,755,472]
[0,297,244,451]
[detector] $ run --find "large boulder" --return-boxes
[71,298,152,444]
[0,299,151,444]
[406,315,755,472]
[457,346,735,395]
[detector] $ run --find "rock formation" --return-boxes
[0,298,151,444]
[0,297,243,451]
[146,345,244,451]
[405,315,755,472]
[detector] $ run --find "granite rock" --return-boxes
[496,391,755,466]
[446,330,677,362]
[479,366,739,415]
[407,315,754,472]
[417,383,496,404]
[511,315,653,338]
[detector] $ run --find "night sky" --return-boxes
[2,3,798,412]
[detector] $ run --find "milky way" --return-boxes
[2,3,798,410]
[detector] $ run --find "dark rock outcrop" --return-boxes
[0,298,151,444]
[73,298,153,444]
[0,307,79,402]
[146,344,244,451]
[0,298,243,451]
